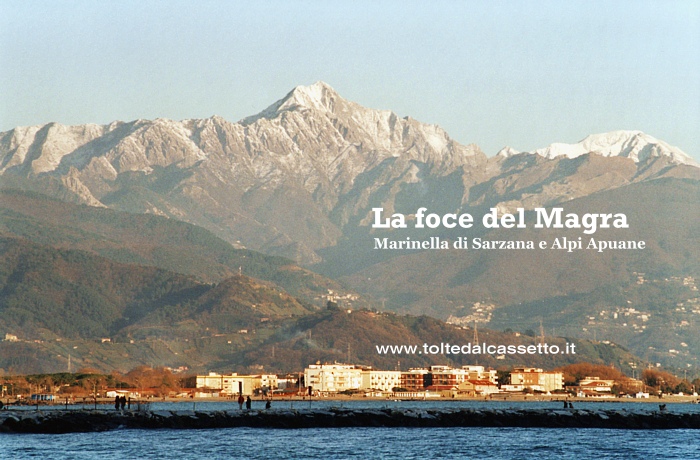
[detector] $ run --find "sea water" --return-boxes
[2,426,698,459]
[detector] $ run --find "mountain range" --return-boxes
[1,82,698,373]
[3,82,696,266]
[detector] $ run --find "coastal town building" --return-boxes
[304,364,363,393]
[401,368,430,391]
[303,365,406,394]
[427,365,459,388]
[195,372,278,396]
[566,376,616,398]
[459,365,499,384]
[361,370,402,392]
[499,384,525,392]
[457,379,500,396]
[106,389,140,398]
[509,367,564,392]
[401,365,498,391]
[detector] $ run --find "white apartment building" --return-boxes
[361,370,402,392]
[304,364,363,393]
[195,372,278,396]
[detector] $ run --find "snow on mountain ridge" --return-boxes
[0,84,697,266]
[1,85,696,187]
[241,81,343,124]
[282,81,336,112]
[530,130,697,166]
[496,146,520,158]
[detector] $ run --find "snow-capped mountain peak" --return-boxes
[283,81,337,111]
[496,146,521,158]
[0,84,698,266]
[242,81,342,124]
[527,130,697,166]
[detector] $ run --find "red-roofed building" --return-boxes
[566,376,615,398]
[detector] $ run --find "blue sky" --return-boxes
[1,0,698,159]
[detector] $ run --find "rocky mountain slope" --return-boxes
[2,82,696,267]
[0,82,485,264]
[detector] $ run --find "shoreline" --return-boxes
[5,393,697,408]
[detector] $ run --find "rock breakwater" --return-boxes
[2,408,698,433]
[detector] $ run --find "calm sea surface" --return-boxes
[3,400,700,459]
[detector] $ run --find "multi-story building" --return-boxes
[196,372,228,393]
[459,365,499,384]
[304,364,363,393]
[401,368,430,391]
[509,367,563,392]
[401,366,498,391]
[427,365,459,387]
[195,372,278,396]
[360,370,402,392]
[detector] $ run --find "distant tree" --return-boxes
[76,367,101,375]
[496,369,511,385]
[674,381,692,395]
[124,366,179,395]
[556,363,626,386]
[642,369,680,393]
[692,378,700,392]
[180,375,197,389]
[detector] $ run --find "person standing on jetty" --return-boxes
[238,394,244,410]
[246,396,252,410]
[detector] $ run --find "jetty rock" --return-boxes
[2,408,700,433]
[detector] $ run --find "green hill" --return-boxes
[0,236,205,338]
[0,236,319,374]
[0,237,642,375]
[0,188,358,307]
